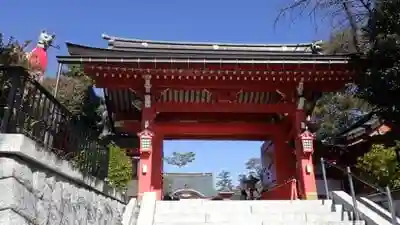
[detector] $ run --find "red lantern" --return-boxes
[137,129,154,153]
[299,130,315,153]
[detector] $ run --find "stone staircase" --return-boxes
[152,199,365,225]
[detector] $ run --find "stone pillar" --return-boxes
[294,110,317,199]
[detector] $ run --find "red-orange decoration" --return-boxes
[58,35,359,200]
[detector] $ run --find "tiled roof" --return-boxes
[163,173,217,197]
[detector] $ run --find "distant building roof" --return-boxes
[163,172,217,197]
[323,112,389,147]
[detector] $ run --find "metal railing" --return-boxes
[320,157,398,224]
[0,65,109,180]
[260,178,298,200]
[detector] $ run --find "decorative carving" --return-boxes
[129,88,143,110]
[296,78,304,96]
[260,141,277,188]
[171,189,206,199]
[144,95,151,108]
[97,103,113,139]
[310,40,323,55]
[143,74,152,93]
[37,30,57,50]
[296,78,305,110]
[27,30,57,83]
[211,90,240,103]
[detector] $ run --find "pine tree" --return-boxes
[216,170,234,192]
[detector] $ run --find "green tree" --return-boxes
[107,144,133,190]
[164,151,196,168]
[0,33,30,67]
[311,29,371,140]
[356,0,400,126]
[42,76,99,116]
[245,157,263,179]
[237,173,247,189]
[312,88,371,140]
[216,170,234,192]
[356,144,400,189]
[277,1,400,128]
[41,64,101,125]
[274,2,373,140]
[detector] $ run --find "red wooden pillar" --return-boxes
[137,129,154,198]
[137,74,161,198]
[273,134,297,199]
[294,110,318,199]
[150,134,163,200]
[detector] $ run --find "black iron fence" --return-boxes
[0,65,109,180]
[320,158,399,224]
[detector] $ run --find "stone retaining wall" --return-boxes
[0,134,126,225]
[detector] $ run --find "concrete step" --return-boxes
[154,222,365,225]
[155,205,337,214]
[156,204,332,213]
[152,200,364,225]
[156,200,332,207]
[156,200,333,212]
[207,212,350,223]
[154,212,349,223]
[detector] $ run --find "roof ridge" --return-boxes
[164,172,213,176]
[102,33,318,48]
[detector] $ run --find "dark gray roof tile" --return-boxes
[163,173,217,197]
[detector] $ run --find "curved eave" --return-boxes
[102,33,317,53]
[61,42,353,64]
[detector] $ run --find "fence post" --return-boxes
[347,167,360,221]
[320,158,330,200]
[385,186,398,225]
[1,68,24,133]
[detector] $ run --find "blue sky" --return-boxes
[2,0,331,183]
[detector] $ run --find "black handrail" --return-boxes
[0,65,109,180]
[321,158,399,224]
[325,160,386,195]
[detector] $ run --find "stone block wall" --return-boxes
[0,134,127,225]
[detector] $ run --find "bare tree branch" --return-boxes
[274,0,374,53]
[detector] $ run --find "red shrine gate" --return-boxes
[58,34,356,200]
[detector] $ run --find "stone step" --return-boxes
[152,200,361,225]
[156,205,337,214]
[153,212,349,223]
[156,200,332,207]
[154,221,365,225]
[156,200,333,212]
[207,212,350,223]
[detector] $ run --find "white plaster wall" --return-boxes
[0,134,126,225]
